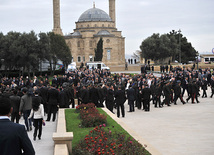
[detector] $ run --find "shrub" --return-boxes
[76,103,107,128]
[73,125,147,155]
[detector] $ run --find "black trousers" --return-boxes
[47,104,58,121]
[202,89,207,97]
[144,99,150,111]
[116,104,125,118]
[33,118,43,139]
[128,100,135,112]
[155,96,161,107]
[11,112,20,123]
[174,94,184,104]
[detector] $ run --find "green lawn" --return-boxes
[65,108,151,155]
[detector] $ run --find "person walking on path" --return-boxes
[9,89,21,123]
[46,84,59,122]
[174,81,186,105]
[29,91,45,141]
[19,87,33,131]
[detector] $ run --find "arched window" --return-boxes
[78,56,81,62]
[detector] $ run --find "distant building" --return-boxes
[52,0,125,66]
[200,53,214,63]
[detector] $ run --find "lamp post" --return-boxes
[196,52,199,70]
[178,29,181,64]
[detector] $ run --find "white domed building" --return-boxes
[53,0,125,66]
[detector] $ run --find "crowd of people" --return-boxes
[0,65,214,131]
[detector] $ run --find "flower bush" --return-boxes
[73,125,147,155]
[76,103,107,128]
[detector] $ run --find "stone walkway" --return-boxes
[19,115,56,155]
[113,88,214,155]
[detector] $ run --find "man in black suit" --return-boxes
[46,84,59,122]
[0,96,35,155]
[115,86,126,118]
[127,85,136,112]
[9,89,21,123]
[80,85,89,104]
[141,84,152,111]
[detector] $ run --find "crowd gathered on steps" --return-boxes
[0,65,214,131]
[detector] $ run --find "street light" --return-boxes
[196,52,199,70]
[178,29,181,64]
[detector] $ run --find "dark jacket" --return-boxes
[107,89,114,102]
[141,87,152,100]
[81,88,89,104]
[47,88,59,105]
[9,95,21,113]
[0,119,35,155]
[115,89,126,106]
[174,84,182,96]
[127,87,136,101]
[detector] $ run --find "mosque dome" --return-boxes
[78,8,112,22]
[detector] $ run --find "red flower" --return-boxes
[118,144,122,147]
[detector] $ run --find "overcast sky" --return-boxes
[0,0,213,55]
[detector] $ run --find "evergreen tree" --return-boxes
[94,38,103,61]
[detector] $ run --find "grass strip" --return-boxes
[65,108,150,154]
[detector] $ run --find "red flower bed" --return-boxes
[73,125,147,155]
[76,103,107,128]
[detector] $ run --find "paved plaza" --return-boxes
[19,87,214,155]
[115,87,214,155]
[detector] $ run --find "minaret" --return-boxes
[109,0,116,27]
[53,0,63,35]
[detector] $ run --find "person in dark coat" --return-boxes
[52,75,59,88]
[182,77,189,97]
[59,87,66,108]
[155,82,162,108]
[210,76,214,98]
[141,84,152,111]
[46,84,59,122]
[191,80,199,103]
[127,85,136,112]
[80,85,89,104]
[97,84,105,107]
[9,89,21,123]
[76,82,82,105]
[162,81,171,106]
[89,85,99,107]
[106,85,115,113]
[68,84,75,108]
[174,81,186,105]
[39,84,48,113]
[186,80,193,103]
[201,77,208,98]
[136,86,142,109]
[115,86,126,118]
